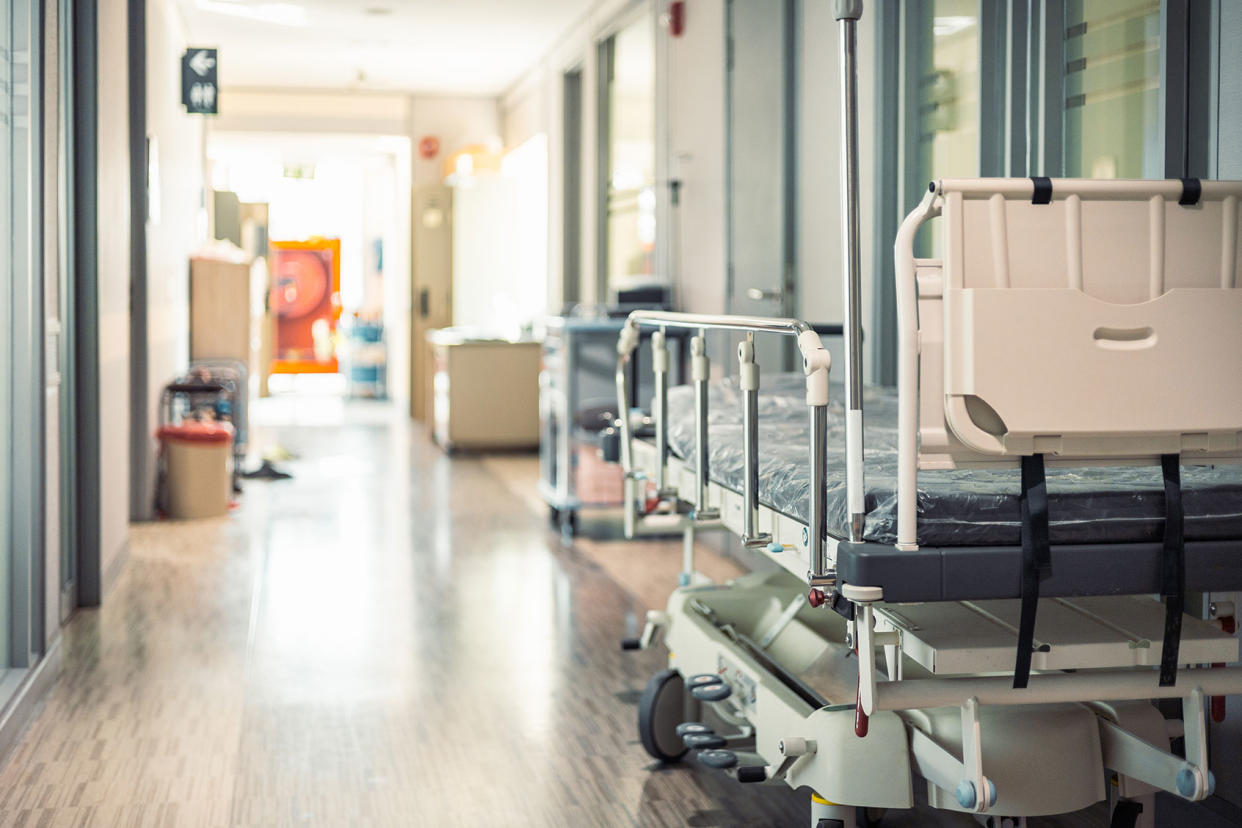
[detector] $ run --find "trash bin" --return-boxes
[156,420,234,519]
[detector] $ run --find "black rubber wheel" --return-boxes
[858,808,886,827]
[638,669,689,763]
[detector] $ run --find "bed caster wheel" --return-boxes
[637,669,689,763]
[676,722,714,738]
[686,673,723,689]
[692,682,732,702]
[818,817,881,828]
[1109,800,1144,828]
[857,807,886,827]
[696,749,738,769]
[620,637,642,651]
[683,732,727,749]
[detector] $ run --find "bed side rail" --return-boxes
[616,311,835,586]
[895,177,1242,550]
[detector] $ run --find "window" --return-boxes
[872,0,1213,384]
[1062,0,1162,178]
[907,0,982,256]
[599,12,656,297]
[917,1,980,183]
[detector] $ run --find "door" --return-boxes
[410,184,452,422]
[726,0,795,371]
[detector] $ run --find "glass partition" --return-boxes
[0,0,34,671]
[0,0,13,669]
[601,12,656,296]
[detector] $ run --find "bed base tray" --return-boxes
[839,539,1242,604]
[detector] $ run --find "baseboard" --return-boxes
[101,537,130,597]
[0,636,64,771]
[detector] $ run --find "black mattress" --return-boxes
[665,374,1242,548]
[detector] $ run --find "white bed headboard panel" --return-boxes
[922,178,1242,463]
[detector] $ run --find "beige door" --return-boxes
[410,185,453,421]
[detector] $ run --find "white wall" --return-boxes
[97,0,131,582]
[666,0,727,315]
[137,0,207,517]
[500,0,637,312]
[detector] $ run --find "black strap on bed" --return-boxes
[1178,177,1202,206]
[1159,454,1185,687]
[1014,453,1052,689]
[1030,176,1053,205]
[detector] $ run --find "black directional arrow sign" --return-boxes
[181,48,218,114]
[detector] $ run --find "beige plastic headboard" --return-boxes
[916,178,1242,468]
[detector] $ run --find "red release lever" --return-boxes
[808,588,827,608]
[854,644,869,738]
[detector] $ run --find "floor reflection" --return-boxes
[0,399,1223,826]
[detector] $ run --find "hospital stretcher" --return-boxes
[607,4,1242,825]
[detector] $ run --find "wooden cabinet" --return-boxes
[428,333,540,450]
[190,256,251,364]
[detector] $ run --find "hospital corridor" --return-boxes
[3,0,1242,826]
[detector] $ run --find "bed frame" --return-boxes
[610,3,1242,824]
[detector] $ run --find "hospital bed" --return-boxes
[609,5,1242,826]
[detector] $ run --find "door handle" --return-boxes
[746,288,782,302]
[419,288,430,317]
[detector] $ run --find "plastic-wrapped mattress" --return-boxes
[665,374,1242,547]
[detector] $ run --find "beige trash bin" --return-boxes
[157,421,234,519]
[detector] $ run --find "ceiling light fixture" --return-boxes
[195,0,307,27]
[932,16,975,37]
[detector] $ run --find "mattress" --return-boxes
[665,374,1242,547]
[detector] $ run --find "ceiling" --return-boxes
[176,0,596,95]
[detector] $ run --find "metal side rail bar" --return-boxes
[615,311,834,584]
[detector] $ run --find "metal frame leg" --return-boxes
[652,329,675,499]
[738,335,771,547]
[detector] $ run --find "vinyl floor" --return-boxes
[0,401,1233,827]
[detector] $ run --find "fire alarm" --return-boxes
[668,1,684,37]
[418,136,440,160]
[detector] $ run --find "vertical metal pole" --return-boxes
[616,337,638,539]
[809,403,830,580]
[739,334,771,547]
[691,331,718,519]
[615,357,633,472]
[558,333,575,505]
[836,0,867,542]
[681,526,695,587]
[653,328,674,497]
